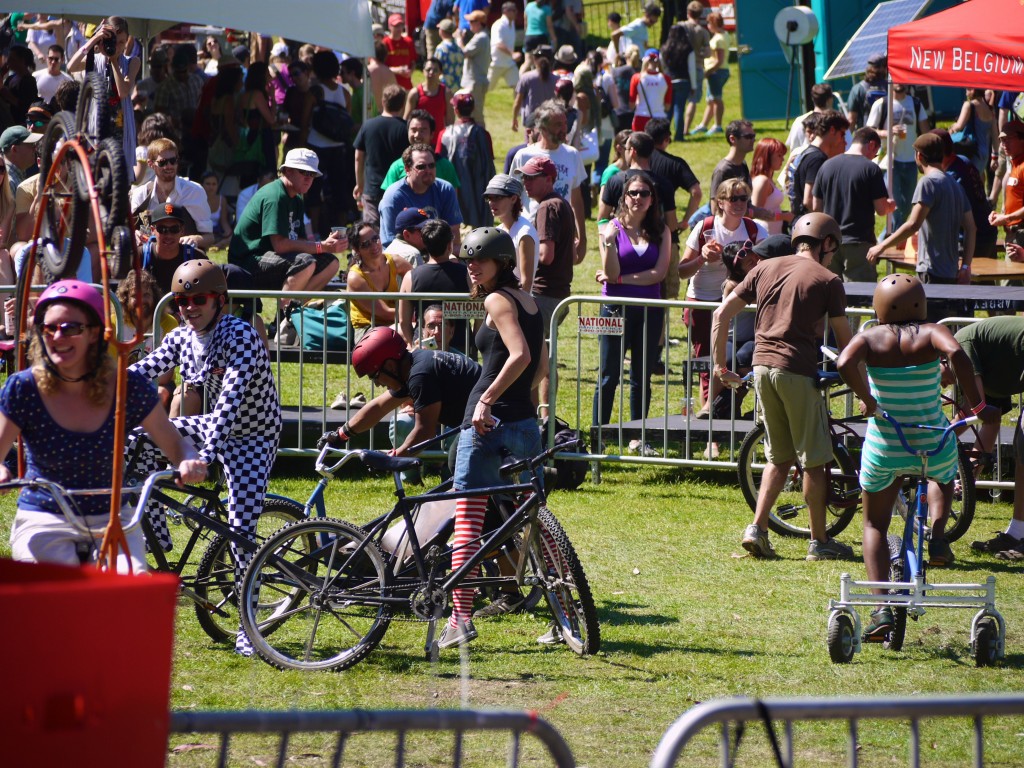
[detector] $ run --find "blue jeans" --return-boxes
[705,68,730,100]
[670,79,691,140]
[891,161,918,232]
[592,303,664,425]
[453,416,541,490]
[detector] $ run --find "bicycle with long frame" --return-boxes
[826,411,1005,666]
[237,425,600,672]
[736,370,977,541]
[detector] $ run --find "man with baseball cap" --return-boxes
[1,125,41,195]
[384,12,415,90]
[385,207,431,267]
[229,148,348,344]
[868,132,976,322]
[989,119,1024,245]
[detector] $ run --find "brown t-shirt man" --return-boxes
[734,255,847,378]
[533,191,575,300]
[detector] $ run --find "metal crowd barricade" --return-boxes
[169,708,576,767]
[649,693,1024,768]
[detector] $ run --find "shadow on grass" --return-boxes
[598,599,680,627]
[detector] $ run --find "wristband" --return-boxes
[338,423,351,441]
[960,263,971,271]
[616,274,623,284]
[315,240,323,255]
[970,401,988,416]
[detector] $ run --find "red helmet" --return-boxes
[351,327,407,377]
[34,280,105,326]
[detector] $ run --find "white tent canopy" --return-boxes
[2,0,374,57]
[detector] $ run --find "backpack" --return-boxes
[312,91,354,143]
[695,214,759,253]
[540,416,588,491]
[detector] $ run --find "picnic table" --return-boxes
[878,248,1024,283]
[844,281,1024,314]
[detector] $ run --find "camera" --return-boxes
[101,29,117,56]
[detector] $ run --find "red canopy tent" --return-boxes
[887,0,1024,90]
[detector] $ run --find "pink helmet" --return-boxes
[351,327,407,377]
[33,280,105,326]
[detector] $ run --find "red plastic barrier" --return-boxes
[0,559,179,768]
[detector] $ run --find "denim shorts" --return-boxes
[452,417,542,491]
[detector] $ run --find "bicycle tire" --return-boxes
[884,534,907,652]
[193,497,306,644]
[533,507,600,655]
[894,446,976,544]
[107,225,134,281]
[91,137,129,244]
[737,424,859,539]
[75,71,109,142]
[240,517,391,671]
[36,111,88,281]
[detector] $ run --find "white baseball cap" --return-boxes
[271,42,290,59]
[280,148,322,177]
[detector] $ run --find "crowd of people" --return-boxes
[3,4,1024,659]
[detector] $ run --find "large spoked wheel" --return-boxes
[973,617,999,667]
[532,507,600,655]
[75,72,110,142]
[737,425,859,539]
[883,534,907,652]
[193,497,306,644]
[37,111,88,281]
[91,137,129,244]
[240,518,392,671]
[827,612,856,664]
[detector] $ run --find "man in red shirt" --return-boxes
[383,13,416,90]
[989,119,1024,245]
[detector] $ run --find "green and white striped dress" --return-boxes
[860,359,958,492]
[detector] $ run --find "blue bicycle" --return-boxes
[827,411,1005,667]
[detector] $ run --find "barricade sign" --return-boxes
[578,314,624,336]
[443,300,486,319]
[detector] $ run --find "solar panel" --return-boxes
[824,0,933,81]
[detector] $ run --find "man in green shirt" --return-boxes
[228,148,348,342]
[380,108,461,192]
[946,316,1024,558]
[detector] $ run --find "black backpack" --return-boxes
[312,89,354,143]
[541,417,588,491]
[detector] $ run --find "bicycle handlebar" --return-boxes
[0,468,177,535]
[877,410,980,458]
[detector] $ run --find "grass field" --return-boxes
[4,55,1024,768]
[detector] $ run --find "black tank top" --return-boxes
[465,289,543,423]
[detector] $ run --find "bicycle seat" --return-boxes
[815,370,842,389]
[360,451,422,473]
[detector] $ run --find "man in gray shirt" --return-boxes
[867,132,976,322]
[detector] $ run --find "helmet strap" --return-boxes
[197,294,227,334]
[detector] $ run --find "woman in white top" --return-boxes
[678,179,767,416]
[485,174,538,293]
[750,137,792,236]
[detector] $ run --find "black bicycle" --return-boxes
[238,434,600,672]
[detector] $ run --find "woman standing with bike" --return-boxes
[127,260,281,655]
[592,170,669,427]
[441,227,546,649]
[1,281,205,571]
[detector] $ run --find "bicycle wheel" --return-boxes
[883,534,907,652]
[240,518,392,671]
[895,447,976,544]
[193,497,305,644]
[106,225,134,281]
[737,424,859,539]
[532,507,600,655]
[75,72,109,141]
[91,137,129,244]
[36,111,88,281]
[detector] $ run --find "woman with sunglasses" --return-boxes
[127,260,280,655]
[439,226,546,649]
[679,178,766,417]
[486,173,537,293]
[1,280,206,572]
[592,170,669,428]
[347,221,412,343]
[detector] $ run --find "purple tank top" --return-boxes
[602,220,661,300]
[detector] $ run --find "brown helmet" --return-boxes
[873,274,927,325]
[171,259,227,295]
[790,212,841,253]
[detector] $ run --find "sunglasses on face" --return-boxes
[155,224,183,234]
[413,162,436,170]
[297,169,318,178]
[626,188,652,199]
[722,194,749,203]
[26,119,47,130]
[737,239,757,260]
[154,156,178,167]
[357,234,381,248]
[40,321,93,338]
[173,293,219,308]
[740,133,757,140]
[47,56,61,62]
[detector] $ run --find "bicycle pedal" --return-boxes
[776,505,799,520]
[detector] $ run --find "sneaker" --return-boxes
[537,623,565,645]
[970,531,1021,554]
[741,524,775,558]
[628,440,660,457]
[275,318,298,346]
[689,125,707,135]
[994,542,1024,561]
[806,537,855,561]
[437,619,478,649]
[330,392,367,410]
[706,125,723,135]
[928,537,956,567]
[863,606,894,642]
[473,591,526,618]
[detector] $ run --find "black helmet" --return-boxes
[458,227,516,266]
